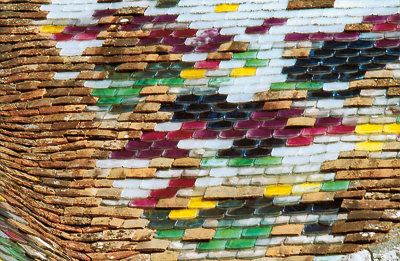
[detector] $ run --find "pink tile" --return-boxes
[263,18,287,26]
[388,14,400,23]
[284,33,309,41]
[166,130,193,140]
[301,127,327,137]
[363,15,387,24]
[193,130,219,139]
[234,120,261,130]
[173,29,197,37]
[309,32,334,41]
[73,32,98,40]
[181,121,207,131]
[372,23,397,32]
[246,129,273,139]
[150,189,177,199]
[140,132,166,141]
[169,178,196,188]
[273,128,301,138]
[219,129,246,139]
[129,199,157,208]
[327,125,356,134]
[195,61,220,69]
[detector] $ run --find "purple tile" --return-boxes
[193,130,219,139]
[86,25,110,33]
[286,137,313,147]
[388,14,400,23]
[372,23,397,32]
[131,16,155,23]
[126,140,152,150]
[163,148,189,158]
[277,109,303,118]
[209,35,234,44]
[135,150,163,158]
[51,33,73,41]
[219,129,246,139]
[181,122,207,131]
[284,33,309,41]
[197,28,220,37]
[166,130,193,140]
[261,119,287,129]
[129,199,157,208]
[140,132,166,141]
[171,45,196,53]
[327,125,355,134]
[245,26,270,34]
[195,44,220,53]
[246,129,273,139]
[154,15,178,23]
[138,37,162,46]
[363,15,387,24]
[92,9,116,17]
[173,29,197,37]
[334,32,359,41]
[301,127,327,137]
[150,189,177,199]
[263,18,287,26]
[73,32,98,41]
[234,120,261,130]
[119,24,141,31]
[315,117,342,127]
[309,32,334,41]
[251,111,277,121]
[273,128,301,138]
[63,26,86,34]
[110,150,135,159]
[194,61,220,69]
[186,37,209,45]
[375,39,400,48]
[162,37,186,45]
[152,140,179,149]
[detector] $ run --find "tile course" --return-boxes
[4,0,400,260]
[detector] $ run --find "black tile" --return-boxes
[238,102,264,112]
[217,149,244,158]
[283,204,313,215]
[141,210,170,220]
[286,74,312,82]
[186,104,211,113]
[198,112,225,121]
[232,139,260,149]
[323,41,349,50]
[198,208,225,219]
[175,219,205,229]
[201,94,228,104]
[313,202,341,214]
[348,40,374,49]
[307,65,332,75]
[295,58,320,67]
[225,111,251,121]
[360,48,385,57]
[175,95,202,104]
[160,103,185,112]
[333,65,359,74]
[156,70,181,78]
[217,200,245,209]
[347,56,372,65]
[334,49,359,58]
[373,55,399,64]
[321,57,347,67]
[255,206,283,216]
[309,49,334,59]
[303,224,332,235]
[387,47,400,56]
[259,138,286,148]
[312,73,339,82]
[172,112,196,122]
[207,120,233,131]
[282,66,308,75]
[333,89,360,99]
[226,207,255,218]
[339,72,365,81]
[244,148,272,158]
[359,63,385,71]
[212,103,238,112]
[245,197,273,208]
[147,220,175,229]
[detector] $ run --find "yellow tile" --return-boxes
[355,124,383,134]
[383,124,400,134]
[292,183,321,195]
[169,209,199,220]
[215,4,239,12]
[264,185,292,197]
[180,69,206,79]
[40,25,65,33]
[188,197,216,209]
[0,195,5,202]
[355,141,383,151]
[230,68,257,77]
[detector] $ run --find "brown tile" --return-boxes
[219,42,249,52]
[134,102,161,113]
[301,192,335,203]
[156,198,189,209]
[109,218,124,228]
[172,158,201,168]
[334,190,365,199]
[347,210,383,221]
[270,224,304,236]
[151,251,179,261]
[182,228,215,241]
[287,0,335,9]
[135,239,170,252]
[336,169,398,180]
[122,219,148,229]
[331,221,366,234]
[149,158,174,169]
[140,85,169,95]
[342,199,400,210]
[204,186,235,199]
[234,186,264,198]
[266,246,303,257]
[345,23,373,32]
[320,159,351,171]
[125,168,156,178]
[263,101,292,111]
[344,97,374,107]
[87,251,139,261]
[254,90,307,102]
[349,180,378,190]
[282,48,310,58]
[364,221,393,232]
[286,117,315,127]
[96,188,122,199]
[116,62,147,72]
[146,94,177,103]
[345,232,385,243]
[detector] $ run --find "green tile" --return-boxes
[159,78,185,86]
[110,80,136,88]
[154,229,184,240]
[226,239,256,249]
[233,51,257,60]
[96,97,123,104]
[108,72,131,79]
[209,77,235,87]
[254,157,282,166]
[156,0,179,8]
[270,82,296,90]
[397,116,400,124]
[228,158,254,167]
[296,82,323,90]
[197,240,227,251]
[136,79,160,86]
[213,228,242,240]
[91,88,117,97]
[245,59,269,67]
[116,88,141,96]
[201,158,229,167]
[147,62,171,71]
[321,181,350,192]
[242,226,272,238]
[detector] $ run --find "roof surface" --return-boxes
[2,0,400,260]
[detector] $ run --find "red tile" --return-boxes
[129,199,158,208]
[193,130,219,139]
[150,189,177,199]
[141,132,167,141]
[51,33,73,41]
[286,137,313,147]
[219,129,246,139]
[181,121,207,131]
[327,125,356,134]
[173,29,197,37]
[149,30,173,37]
[301,127,327,137]
[372,23,397,32]
[166,130,193,140]
[194,61,220,69]
[246,129,273,139]
[169,178,196,188]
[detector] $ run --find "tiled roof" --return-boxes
[3,0,400,260]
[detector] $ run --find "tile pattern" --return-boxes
[3,0,400,260]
